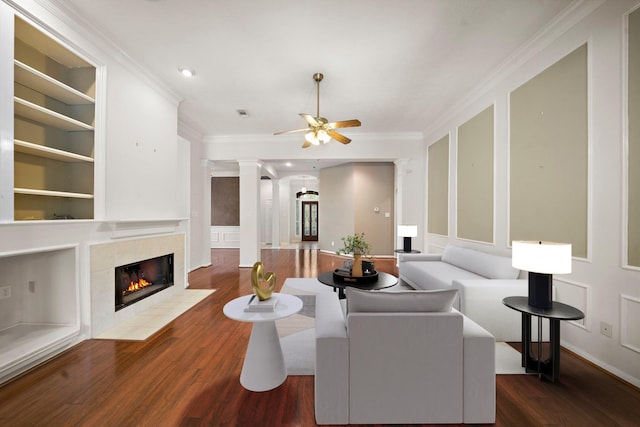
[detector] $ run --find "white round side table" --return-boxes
[223,293,303,392]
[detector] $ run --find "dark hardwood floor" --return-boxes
[0,248,639,426]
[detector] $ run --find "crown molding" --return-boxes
[178,119,203,143]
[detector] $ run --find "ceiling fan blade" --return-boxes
[327,129,351,144]
[302,139,312,149]
[329,119,361,129]
[273,128,309,135]
[300,113,320,127]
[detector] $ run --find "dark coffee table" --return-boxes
[317,271,398,299]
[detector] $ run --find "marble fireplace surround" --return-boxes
[90,233,186,337]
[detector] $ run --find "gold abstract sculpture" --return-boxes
[251,262,276,301]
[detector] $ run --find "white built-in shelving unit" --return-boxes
[0,7,96,384]
[12,16,96,220]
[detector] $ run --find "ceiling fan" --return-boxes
[274,73,361,148]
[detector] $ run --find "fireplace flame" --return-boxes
[123,277,152,295]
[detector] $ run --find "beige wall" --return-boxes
[510,44,588,258]
[319,162,394,255]
[428,135,449,236]
[457,105,494,243]
[319,164,355,253]
[354,163,395,255]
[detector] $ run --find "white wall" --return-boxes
[423,0,640,387]
[103,65,179,219]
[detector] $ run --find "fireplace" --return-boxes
[115,253,174,311]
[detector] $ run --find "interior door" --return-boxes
[302,201,318,241]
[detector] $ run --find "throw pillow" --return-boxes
[346,287,457,313]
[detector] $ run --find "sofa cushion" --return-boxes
[441,245,519,280]
[346,287,458,313]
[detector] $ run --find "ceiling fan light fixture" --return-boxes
[274,72,361,148]
[305,132,321,145]
[317,129,331,143]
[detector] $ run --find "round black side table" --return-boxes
[503,296,584,382]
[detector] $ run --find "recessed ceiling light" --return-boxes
[285,162,292,167]
[178,67,195,77]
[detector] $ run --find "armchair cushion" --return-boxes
[346,287,458,313]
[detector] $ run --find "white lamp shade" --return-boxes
[512,241,572,274]
[398,225,418,237]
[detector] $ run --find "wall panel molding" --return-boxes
[554,277,590,330]
[621,294,640,354]
[210,226,240,248]
[509,44,588,257]
[456,105,495,243]
[427,135,449,236]
[626,6,640,267]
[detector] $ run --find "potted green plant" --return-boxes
[336,233,371,277]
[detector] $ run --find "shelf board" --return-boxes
[14,140,94,163]
[14,97,94,132]
[14,60,94,105]
[15,18,92,68]
[14,188,94,199]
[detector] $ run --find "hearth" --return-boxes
[115,253,174,311]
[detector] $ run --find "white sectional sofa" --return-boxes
[398,244,521,293]
[398,244,541,342]
[314,289,495,425]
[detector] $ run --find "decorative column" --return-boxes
[278,179,290,246]
[238,160,262,267]
[199,159,213,268]
[271,178,280,248]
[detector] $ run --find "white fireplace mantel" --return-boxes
[102,218,188,239]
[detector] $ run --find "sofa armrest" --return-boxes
[398,253,442,263]
[453,279,528,312]
[460,312,496,424]
[453,279,555,342]
[315,292,349,425]
[453,279,527,342]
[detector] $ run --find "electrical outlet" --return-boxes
[0,285,11,300]
[600,321,613,338]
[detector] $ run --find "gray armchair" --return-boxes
[314,289,496,425]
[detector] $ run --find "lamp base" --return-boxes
[403,237,412,252]
[528,272,553,309]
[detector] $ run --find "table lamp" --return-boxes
[512,241,572,309]
[398,225,418,252]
